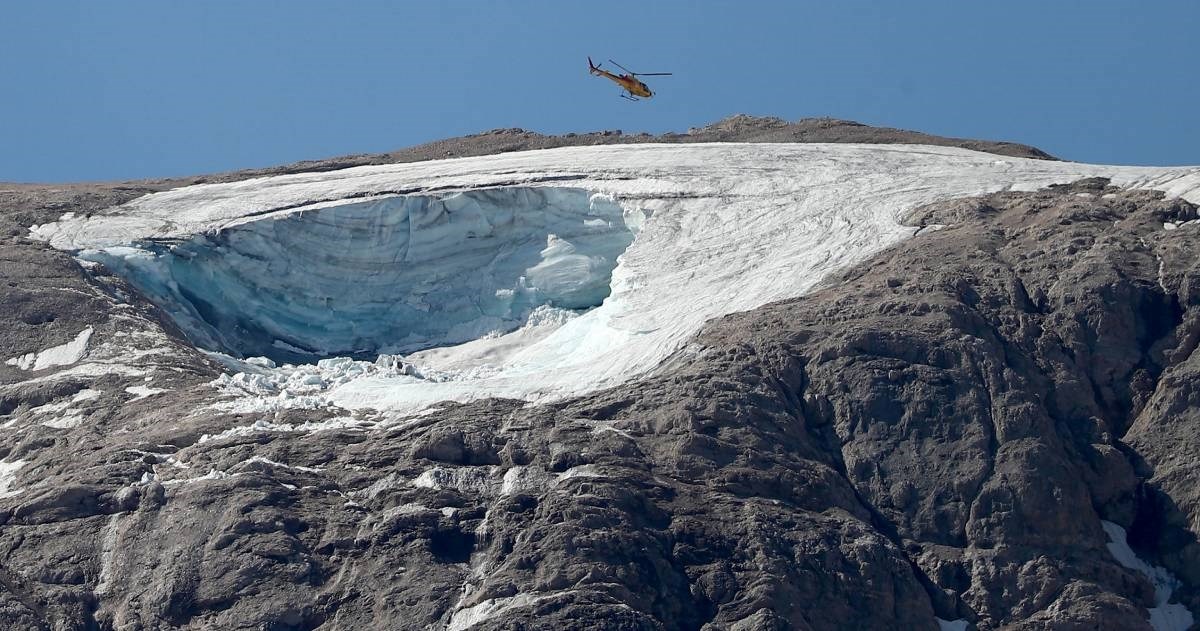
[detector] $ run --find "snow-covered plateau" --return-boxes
[29,143,1200,415]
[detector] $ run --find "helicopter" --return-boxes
[588,57,672,101]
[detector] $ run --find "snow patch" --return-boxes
[241,455,323,473]
[591,422,636,440]
[1101,520,1194,631]
[412,467,495,495]
[28,388,102,416]
[558,464,605,481]
[94,514,122,597]
[447,593,542,631]
[382,503,436,517]
[1156,255,1169,293]
[29,388,102,429]
[936,618,968,631]
[500,465,554,496]
[74,388,102,403]
[198,416,370,443]
[405,464,609,500]
[350,472,407,500]
[21,360,149,386]
[0,459,28,499]
[125,385,167,400]
[42,412,87,429]
[160,469,237,486]
[6,327,93,371]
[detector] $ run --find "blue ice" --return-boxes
[82,187,633,362]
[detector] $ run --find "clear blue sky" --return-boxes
[3,0,1198,182]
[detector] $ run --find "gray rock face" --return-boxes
[694,179,1198,629]
[0,120,1196,630]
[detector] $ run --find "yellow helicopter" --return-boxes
[588,57,672,101]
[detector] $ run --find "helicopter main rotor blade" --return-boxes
[608,59,635,74]
[608,59,672,77]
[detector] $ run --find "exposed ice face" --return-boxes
[79,187,633,362]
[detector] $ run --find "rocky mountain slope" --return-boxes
[1,117,1198,630]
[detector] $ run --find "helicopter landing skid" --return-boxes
[620,93,639,102]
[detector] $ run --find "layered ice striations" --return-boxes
[80,187,633,362]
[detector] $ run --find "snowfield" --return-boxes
[1103,520,1194,631]
[29,143,1200,415]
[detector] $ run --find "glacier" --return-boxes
[30,143,1200,415]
